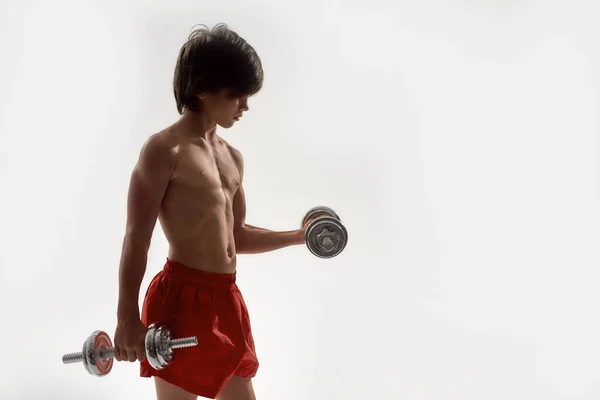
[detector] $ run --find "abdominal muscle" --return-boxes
[158,181,238,274]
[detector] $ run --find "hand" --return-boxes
[302,210,329,230]
[300,214,321,240]
[300,214,323,245]
[296,228,306,245]
[300,216,317,244]
[113,316,147,362]
[301,216,317,231]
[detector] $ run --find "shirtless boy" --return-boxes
[113,24,306,399]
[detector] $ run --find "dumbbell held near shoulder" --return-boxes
[301,206,348,258]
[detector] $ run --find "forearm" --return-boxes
[116,234,149,318]
[235,224,304,254]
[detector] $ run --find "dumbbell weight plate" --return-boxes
[302,206,341,228]
[83,330,114,377]
[145,324,173,370]
[305,216,348,258]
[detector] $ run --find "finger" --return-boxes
[113,346,122,362]
[127,350,137,362]
[137,349,146,362]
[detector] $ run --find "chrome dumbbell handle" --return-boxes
[62,348,111,364]
[62,336,197,365]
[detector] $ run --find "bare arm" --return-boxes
[233,184,304,254]
[231,150,304,254]
[117,134,177,319]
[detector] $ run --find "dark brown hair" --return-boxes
[173,23,264,114]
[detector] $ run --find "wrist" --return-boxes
[117,301,140,320]
[295,228,306,245]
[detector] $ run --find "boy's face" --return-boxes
[199,88,250,129]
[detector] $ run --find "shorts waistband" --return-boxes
[163,258,236,287]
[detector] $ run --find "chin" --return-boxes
[218,121,235,129]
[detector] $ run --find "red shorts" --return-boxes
[140,258,259,399]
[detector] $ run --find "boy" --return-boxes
[113,24,307,400]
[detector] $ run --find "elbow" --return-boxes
[123,227,152,252]
[234,226,249,254]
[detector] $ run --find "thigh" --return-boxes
[155,377,198,400]
[216,376,256,400]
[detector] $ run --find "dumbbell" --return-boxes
[62,323,198,377]
[302,206,348,258]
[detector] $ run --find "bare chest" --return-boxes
[173,143,240,195]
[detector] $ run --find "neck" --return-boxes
[176,109,218,140]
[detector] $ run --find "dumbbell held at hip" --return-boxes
[302,206,348,258]
[62,323,198,377]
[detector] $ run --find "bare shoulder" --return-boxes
[136,129,181,174]
[142,129,180,155]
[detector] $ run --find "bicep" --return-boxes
[125,136,177,243]
[232,183,247,231]
[230,145,246,231]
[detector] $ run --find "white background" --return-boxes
[0,0,598,399]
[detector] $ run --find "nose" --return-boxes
[240,98,249,112]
